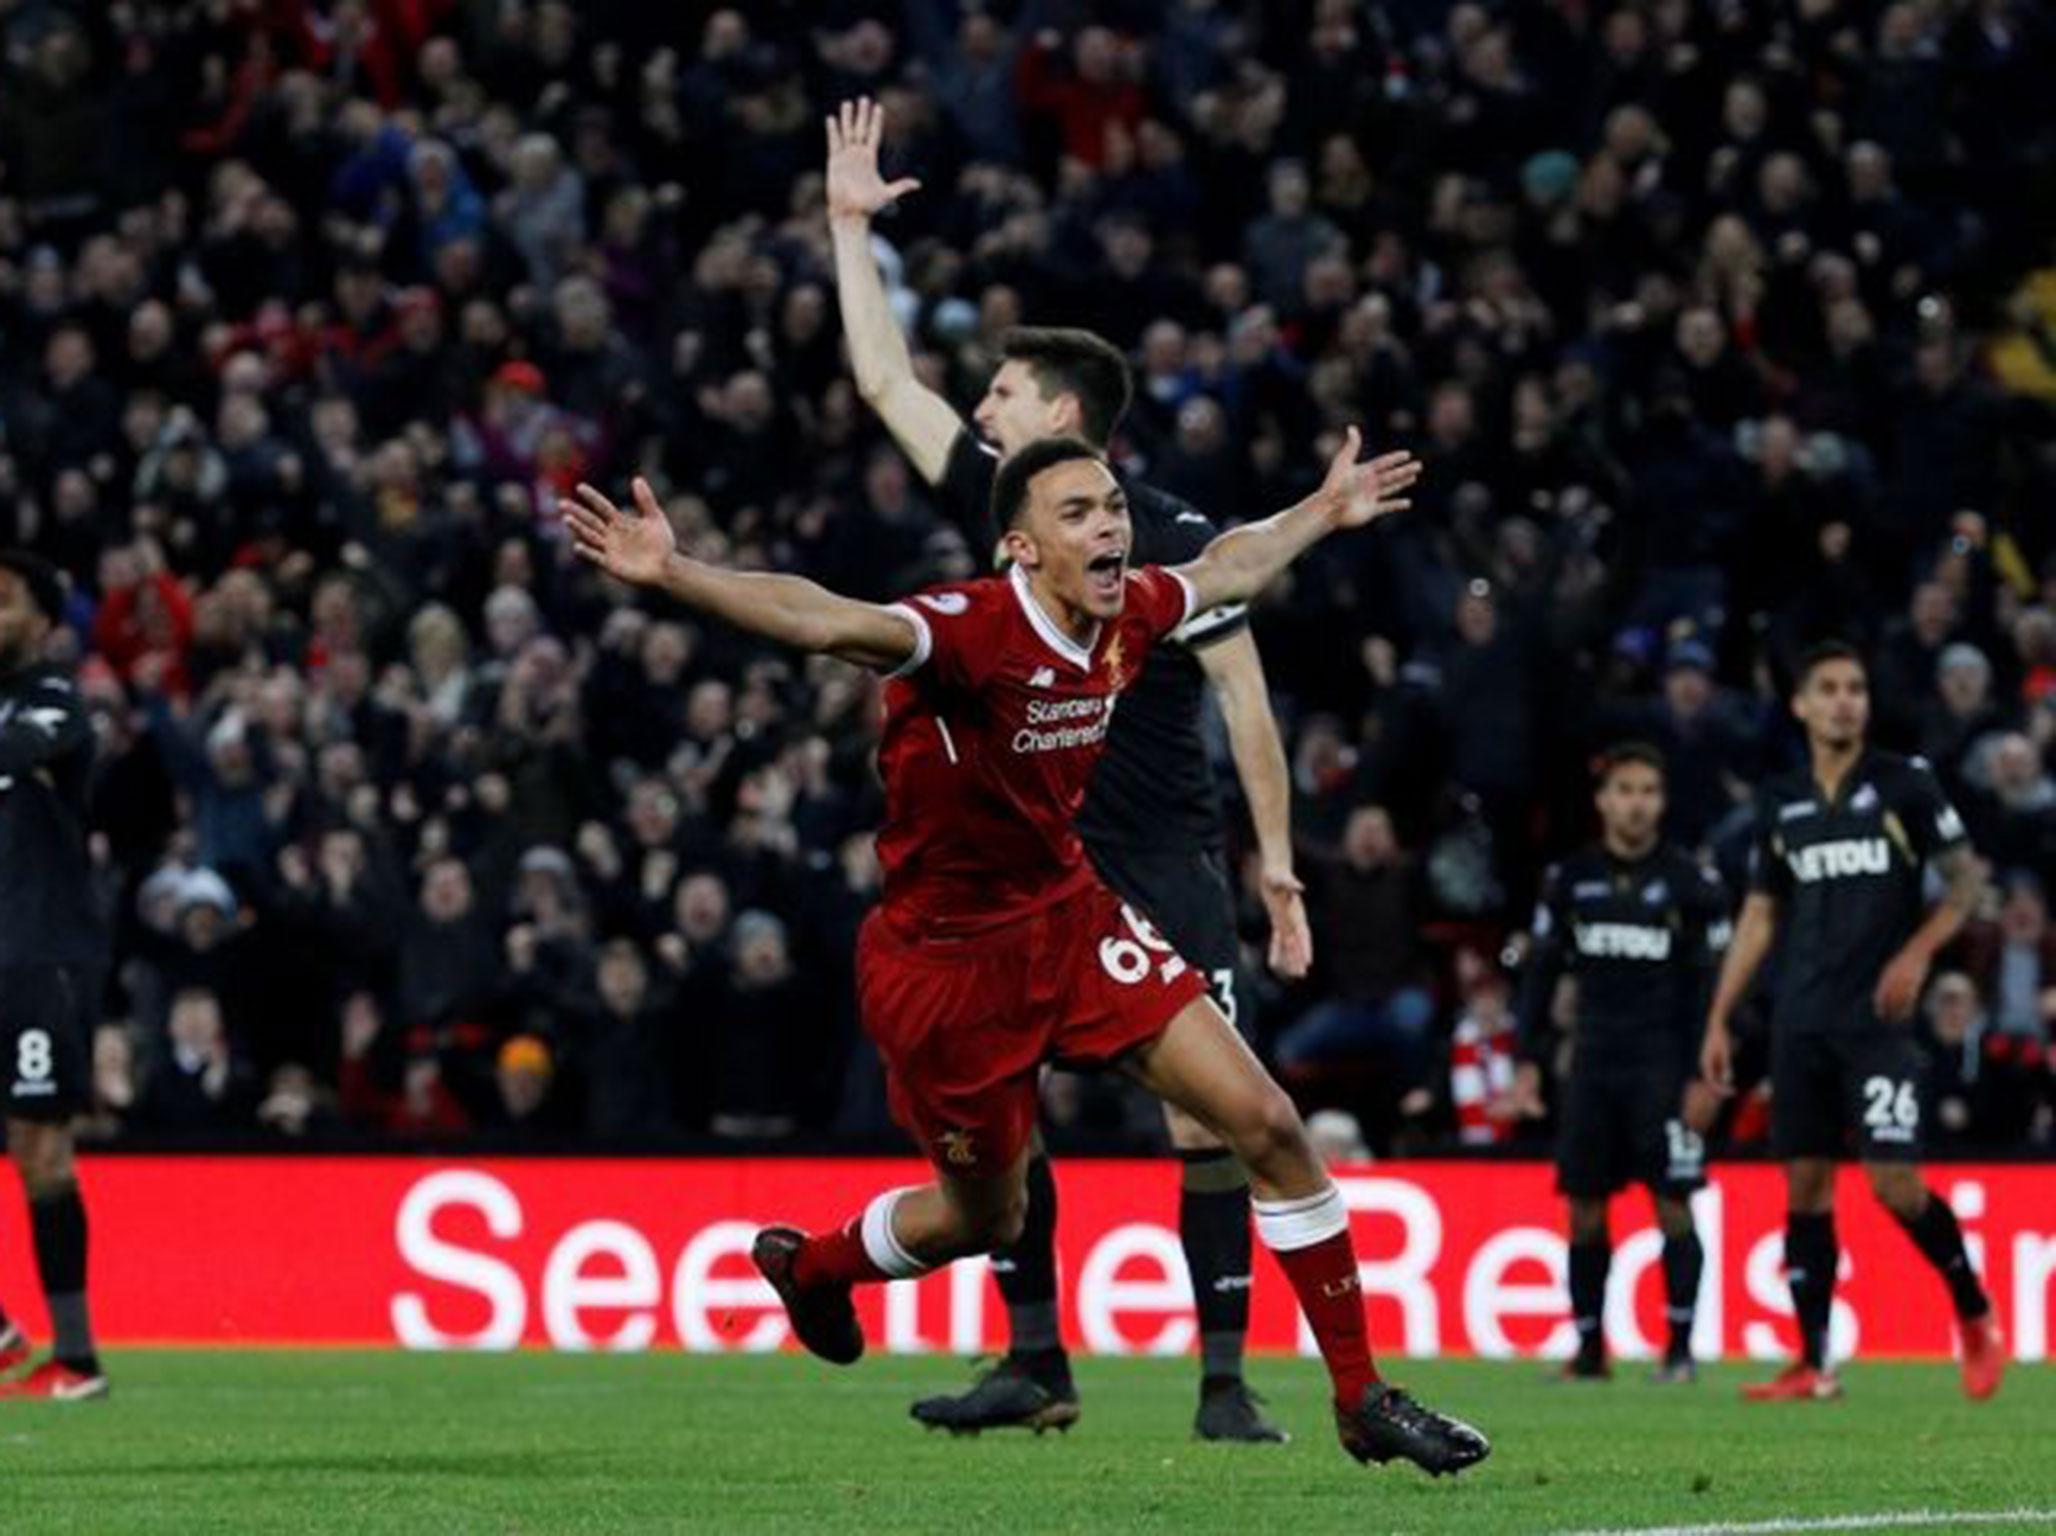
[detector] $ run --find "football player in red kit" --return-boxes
[561,432,1488,1474]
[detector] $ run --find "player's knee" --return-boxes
[1654,1199,1694,1239]
[1229,1086,1311,1177]
[1569,1201,1609,1243]
[1864,1164,1924,1220]
[1785,1161,1834,1212]
[6,1125,71,1192]
[982,1188,1029,1249]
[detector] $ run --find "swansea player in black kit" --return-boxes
[1702,643,2004,1402]
[827,99,1310,1440]
[0,551,109,1399]
[1517,745,1726,1384]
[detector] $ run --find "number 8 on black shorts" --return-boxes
[0,965,94,1122]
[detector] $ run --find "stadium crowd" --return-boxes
[2,0,2054,1153]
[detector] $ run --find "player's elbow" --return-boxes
[852,366,893,407]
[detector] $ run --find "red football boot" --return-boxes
[1958,1314,2005,1402]
[0,1360,109,1401]
[1741,1363,1844,1402]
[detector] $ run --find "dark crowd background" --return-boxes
[2,0,2054,1157]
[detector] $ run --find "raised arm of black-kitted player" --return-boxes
[0,672,91,776]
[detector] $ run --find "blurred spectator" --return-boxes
[139,988,258,1134]
[1955,876,2056,1145]
[1448,963,1522,1149]
[565,939,674,1142]
[1920,972,1988,1151]
[1963,735,2056,885]
[1278,807,1434,1086]
[709,910,820,1138]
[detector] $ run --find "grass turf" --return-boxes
[0,1352,2046,1534]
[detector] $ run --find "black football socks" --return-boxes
[1180,1149,1253,1386]
[992,1152,1067,1380]
[1661,1231,1704,1363]
[1784,1212,1837,1370]
[1568,1237,1610,1372]
[29,1184,98,1377]
[1897,1193,1990,1322]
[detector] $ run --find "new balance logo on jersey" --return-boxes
[1573,922,1673,960]
[1028,666,1056,688]
[1787,837,1891,882]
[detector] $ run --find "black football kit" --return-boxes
[1518,843,1729,1197]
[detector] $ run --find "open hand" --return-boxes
[1318,427,1423,529]
[1700,1020,1735,1097]
[1873,945,1929,1023]
[826,97,921,223]
[560,478,678,587]
[1260,866,1313,980]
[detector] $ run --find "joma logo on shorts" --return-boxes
[1573,923,1672,960]
[1787,837,1890,882]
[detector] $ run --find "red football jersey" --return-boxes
[875,562,1197,938]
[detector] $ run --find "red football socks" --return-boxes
[793,1220,889,1289]
[1254,1189,1379,1407]
[794,1187,931,1288]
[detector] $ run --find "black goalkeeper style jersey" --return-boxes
[938,431,1246,854]
[1747,749,1968,1036]
[0,662,108,968]
[1516,842,1729,1061]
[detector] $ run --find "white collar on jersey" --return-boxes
[1008,562,1099,672]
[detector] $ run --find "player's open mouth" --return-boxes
[1086,550,1126,599]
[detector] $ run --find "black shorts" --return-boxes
[1771,1028,1925,1163]
[1557,1044,1705,1200]
[1090,843,1247,1039]
[0,964,96,1123]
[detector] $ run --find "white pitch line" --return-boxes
[1554,1510,2056,1536]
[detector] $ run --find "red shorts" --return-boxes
[857,882,1209,1177]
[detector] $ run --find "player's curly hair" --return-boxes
[1000,327,1134,446]
[991,436,1108,530]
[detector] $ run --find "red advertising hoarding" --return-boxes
[1,1157,2049,1360]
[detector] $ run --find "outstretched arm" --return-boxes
[1173,429,1420,613]
[561,481,919,673]
[826,97,962,485]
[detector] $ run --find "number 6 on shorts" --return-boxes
[1098,903,1189,987]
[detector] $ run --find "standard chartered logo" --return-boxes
[1013,695,1114,754]
[1786,837,1890,882]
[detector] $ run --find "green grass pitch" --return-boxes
[0,1351,2047,1534]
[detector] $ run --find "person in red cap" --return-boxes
[0,550,111,1399]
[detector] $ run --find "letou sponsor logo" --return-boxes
[14,1158,2050,1361]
